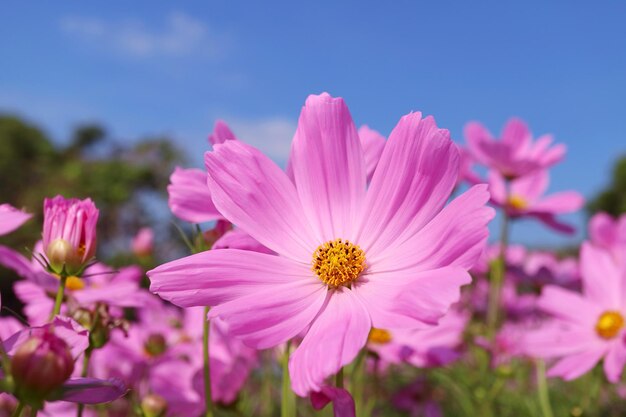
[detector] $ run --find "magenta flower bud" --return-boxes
[11,330,75,403]
[43,196,99,276]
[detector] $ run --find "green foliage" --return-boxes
[588,155,626,216]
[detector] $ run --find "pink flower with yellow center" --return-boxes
[465,118,565,179]
[148,93,494,395]
[525,242,626,382]
[488,169,584,234]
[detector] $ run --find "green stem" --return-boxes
[351,350,366,415]
[50,274,68,319]
[536,360,554,417]
[76,348,93,417]
[336,366,344,389]
[486,205,510,339]
[11,402,25,417]
[203,307,214,417]
[281,341,296,417]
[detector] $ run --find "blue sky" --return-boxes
[1,1,625,247]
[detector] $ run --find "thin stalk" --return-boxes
[76,348,93,417]
[281,341,296,417]
[203,307,214,417]
[11,402,25,417]
[351,350,367,415]
[536,360,554,417]
[50,274,68,319]
[336,367,344,389]
[486,203,510,339]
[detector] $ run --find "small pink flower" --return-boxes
[132,227,154,257]
[489,169,584,234]
[465,118,565,179]
[149,93,494,395]
[0,204,31,236]
[43,196,99,275]
[525,242,626,382]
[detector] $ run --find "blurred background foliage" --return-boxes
[0,113,187,314]
[588,155,626,216]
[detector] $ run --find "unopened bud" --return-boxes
[11,331,74,403]
[144,334,167,357]
[46,239,74,273]
[141,394,168,417]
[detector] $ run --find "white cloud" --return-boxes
[227,117,297,163]
[60,12,219,58]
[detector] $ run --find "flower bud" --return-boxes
[43,196,99,276]
[141,394,168,417]
[132,227,154,257]
[144,333,167,357]
[11,330,75,403]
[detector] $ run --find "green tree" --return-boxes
[588,155,626,216]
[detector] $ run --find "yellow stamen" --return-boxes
[508,195,528,210]
[53,273,85,291]
[312,238,366,288]
[596,311,624,339]
[368,328,392,344]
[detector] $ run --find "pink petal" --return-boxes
[357,113,459,258]
[167,167,223,223]
[501,118,530,151]
[530,213,577,235]
[13,281,55,326]
[580,242,623,308]
[604,342,626,383]
[369,184,494,272]
[289,93,366,242]
[524,324,602,357]
[358,125,386,182]
[0,204,31,236]
[588,212,617,248]
[290,289,371,396]
[548,348,606,381]
[537,285,601,326]
[57,378,127,404]
[354,266,470,329]
[532,191,584,214]
[510,170,549,202]
[208,280,327,349]
[0,246,36,281]
[205,140,317,262]
[310,386,356,417]
[213,229,274,254]
[208,120,237,145]
[487,170,507,205]
[464,121,493,165]
[149,249,314,308]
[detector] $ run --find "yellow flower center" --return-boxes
[596,311,624,339]
[507,195,528,210]
[312,238,366,288]
[368,328,392,344]
[53,274,85,291]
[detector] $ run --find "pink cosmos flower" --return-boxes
[589,212,626,264]
[167,121,236,224]
[525,242,626,382]
[132,227,154,257]
[368,309,468,369]
[489,169,584,234]
[149,93,494,395]
[43,196,99,276]
[465,118,565,179]
[523,251,580,289]
[0,204,31,236]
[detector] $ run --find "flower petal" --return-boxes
[580,242,623,308]
[310,386,356,417]
[537,285,601,326]
[357,113,459,257]
[369,184,494,272]
[149,249,314,308]
[532,191,584,214]
[208,120,237,145]
[604,342,626,383]
[57,378,127,404]
[354,266,470,329]
[589,212,617,248]
[289,93,366,242]
[167,167,222,223]
[205,140,318,261]
[547,348,606,381]
[358,125,386,182]
[290,289,371,396]
[209,280,327,349]
[0,204,31,236]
